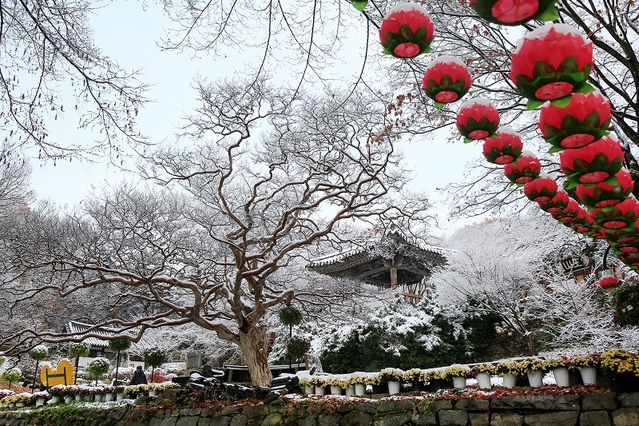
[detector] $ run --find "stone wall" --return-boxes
[2,391,639,425]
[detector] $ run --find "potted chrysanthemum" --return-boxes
[471,363,495,389]
[443,365,472,389]
[569,353,600,385]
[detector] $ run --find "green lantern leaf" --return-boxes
[527,99,544,110]
[551,96,572,108]
[434,101,445,109]
[565,179,579,191]
[352,0,368,11]
[463,137,474,143]
[577,82,596,93]
[548,145,564,154]
[537,4,559,21]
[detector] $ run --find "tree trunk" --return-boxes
[238,325,272,386]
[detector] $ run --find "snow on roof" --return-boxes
[307,230,446,269]
[66,320,121,348]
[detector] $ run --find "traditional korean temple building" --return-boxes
[307,229,447,302]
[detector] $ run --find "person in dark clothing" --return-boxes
[129,366,147,385]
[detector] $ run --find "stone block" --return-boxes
[260,413,283,426]
[613,407,639,426]
[411,411,438,425]
[524,410,579,426]
[582,392,617,410]
[230,416,248,426]
[354,402,379,414]
[490,412,523,426]
[418,400,453,413]
[579,410,612,426]
[438,410,468,426]
[455,398,490,411]
[491,394,579,410]
[341,410,373,426]
[372,412,412,426]
[177,417,201,426]
[377,399,416,413]
[318,414,342,426]
[618,392,639,407]
[208,416,232,426]
[468,412,489,426]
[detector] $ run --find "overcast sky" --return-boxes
[27,1,482,236]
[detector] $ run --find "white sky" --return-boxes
[27,1,483,236]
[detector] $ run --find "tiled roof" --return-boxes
[66,321,120,348]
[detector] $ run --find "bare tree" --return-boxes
[0,1,148,160]
[0,80,432,385]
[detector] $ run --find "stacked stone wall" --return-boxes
[2,391,639,425]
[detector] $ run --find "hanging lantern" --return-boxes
[422,56,472,108]
[456,98,500,141]
[482,127,524,164]
[571,209,598,235]
[559,135,624,184]
[510,24,594,108]
[599,276,620,291]
[590,197,639,230]
[551,199,582,223]
[538,190,570,214]
[575,169,634,208]
[504,151,541,185]
[379,3,435,58]
[468,0,557,26]
[524,174,557,202]
[538,91,612,152]
[603,223,639,245]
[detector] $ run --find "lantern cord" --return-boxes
[603,245,611,270]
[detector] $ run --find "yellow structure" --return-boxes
[41,359,75,387]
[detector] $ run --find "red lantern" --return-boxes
[468,0,557,25]
[599,276,620,290]
[575,169,634,208]
[538,91,611,151]
[379,3,435,58]
[510,24,593,107]
[538,190,570,214]
[524,174,557,202]
[482,127,524,164]
[504,151,541,184]
[603,223,639,245]
[422,56,471,107]
[571,209,598,235]
[456,98,500,141]
[559,135,624,184]
[590,197,639,229]
[551,199,582,223]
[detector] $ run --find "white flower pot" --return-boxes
[305,385,314,395]
[315,385,325,396]
[580,367,597,385]
[83,395,94,402]
[388,380,401,395]
[104,393,114,402]
[15,402,25,408]
[527,370,543,388]
[148,390,158,397]
[355,383,366,396]
[553,367,570,387]
[94,394,104,402]
[452,377,467,389]
[345,386,355,396]
[51,395,62,404]
[75,395,82,401]
[502,374,517,389]
[330,385,342,395]
[36,398,46,407]
[64,395,73,404]
[116,394,124,401]
[476,373,491,389]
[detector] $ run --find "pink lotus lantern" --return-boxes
[590,197,639,230]
[456,98,500,141]
[469,0,557,26]
[538,91,611,151]
[482,127,524,164]
[599,276,620,290]
[538,190,570,214]
[422,56,472,107]
[504,151,541,184]
[524,174,557,202]
[560,135,624,184]
[575,169,634,208]
[510,24,593,108]
[603,223,639,245]
[379,3,435,58]
[571,209,598,235]
[551,199,582,223]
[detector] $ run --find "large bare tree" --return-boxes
[0,80,432,385]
